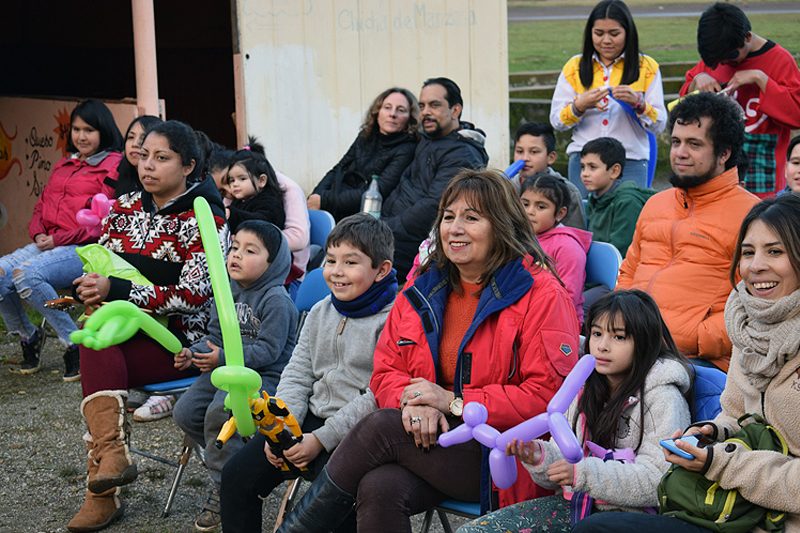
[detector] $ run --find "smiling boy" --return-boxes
[220,213,398,532]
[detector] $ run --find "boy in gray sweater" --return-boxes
[172,220,299,532]
[220,213,397,533]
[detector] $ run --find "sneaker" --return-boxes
[62,345,80,382]
[194,487,221,532]
[16,327,45,375]
[126,389,149,412]
[132,395,175,422]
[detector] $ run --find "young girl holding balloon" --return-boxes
[458,290,692,533]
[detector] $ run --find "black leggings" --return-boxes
[325,408,482,533]
[220,413,355,533]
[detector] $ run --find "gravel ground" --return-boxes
[0,335,465,533]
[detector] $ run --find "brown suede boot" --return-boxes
[67,434,124,532]
[81,391,138,494]
[67,488,124,532]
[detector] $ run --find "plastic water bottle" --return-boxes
[361,175,382,219]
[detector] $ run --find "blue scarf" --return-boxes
[330,269,398,318]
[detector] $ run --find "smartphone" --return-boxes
[660,434,712,460]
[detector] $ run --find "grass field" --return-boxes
[509,13,800,72]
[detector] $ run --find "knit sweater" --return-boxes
[701,286,800,532]
[100,176,227,344]
[527,358,691,511]
[275,297,392,452]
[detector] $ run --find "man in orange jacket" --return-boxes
[618,92,759,371]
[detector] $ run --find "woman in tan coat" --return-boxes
[574,193,800,532]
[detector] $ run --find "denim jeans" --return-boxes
[0,243,83,343]
[568,153,649,198]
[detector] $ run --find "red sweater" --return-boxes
[28,151,121,246]
[681,41,800,196]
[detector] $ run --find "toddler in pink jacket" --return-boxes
[521,173,592,322]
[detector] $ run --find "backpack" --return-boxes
[658,414,788,533]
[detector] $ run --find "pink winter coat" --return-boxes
[537,224,592,322]
[28,151,121,246]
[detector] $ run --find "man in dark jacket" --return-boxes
[382,77,489,281]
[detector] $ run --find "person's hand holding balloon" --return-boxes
[174,348,194,370]
[507,438,542,466]
[195,196,260,438]
[547,459,575,486]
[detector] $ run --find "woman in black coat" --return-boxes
[307,87,418,221]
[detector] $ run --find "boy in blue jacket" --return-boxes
[172,220,298,532]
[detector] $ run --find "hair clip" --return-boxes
[243,145,251,151]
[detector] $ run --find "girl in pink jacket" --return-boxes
[1,99,121,379]
[521,173,592,322]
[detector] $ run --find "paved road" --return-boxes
[509,1,800,21]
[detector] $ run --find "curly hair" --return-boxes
[360,87,419,139]
[669,91,745,171]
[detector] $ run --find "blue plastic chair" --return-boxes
[293,267,331,339]
[692,364,727,422]
[585,241,623,291]
[131,375,202,517]
[307,209,336,270]
[420,499,481,532]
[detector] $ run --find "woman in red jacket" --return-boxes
[279,169,581,533]
[0,99,122,380]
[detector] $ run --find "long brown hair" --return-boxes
[730,195,800,287]
[419,169,554,290]
[360,87,420,139]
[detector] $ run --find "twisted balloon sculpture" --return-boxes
[194,197,262,438]
[76,193,114,238]
[70,300,182,352]
[438,354,596,489]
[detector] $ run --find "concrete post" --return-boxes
[132,0,159,117]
